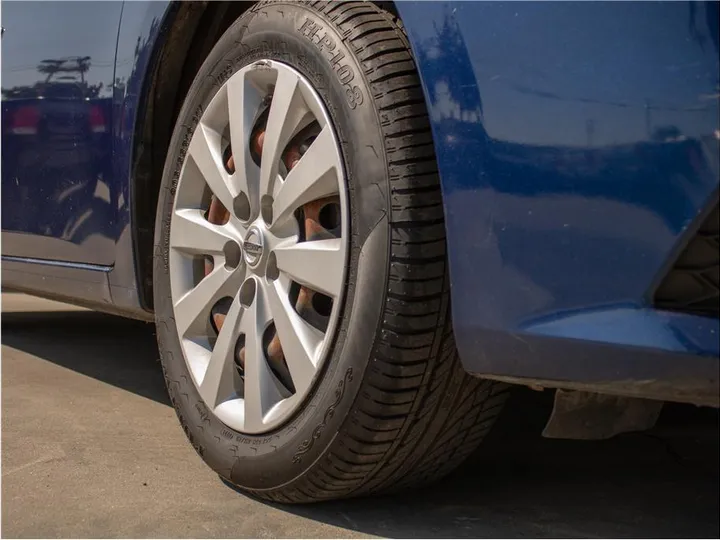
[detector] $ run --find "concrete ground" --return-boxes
[1,292,718,538]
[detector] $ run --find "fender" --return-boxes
[109,0,175,317]
[396,1,719,404]
[114,1,252,314]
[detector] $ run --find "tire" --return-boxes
[153,0,508,503]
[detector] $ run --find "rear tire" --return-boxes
[153,0,508,503]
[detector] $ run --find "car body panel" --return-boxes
[2,1,718,402]
[2,0,171,320]
[396,1,719,403]
[1,1,122,267]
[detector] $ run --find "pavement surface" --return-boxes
[1,292,718,538]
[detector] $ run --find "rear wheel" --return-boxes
[153,0,508,503]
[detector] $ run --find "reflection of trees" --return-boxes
[126,17,160,91]
[416,4,484,124]
[38,56,91,83]
[2,85,36,99]
[688,1,719,55]
[111,16,160,122]
[2,56,103,99]
[651,125,684,143]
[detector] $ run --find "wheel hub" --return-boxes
[243,225,265,268]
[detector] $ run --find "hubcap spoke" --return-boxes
[260,69,309,198]
[272,126,340,227]
[227,71,262,217]
[198,295,243,407]
[174,266,243,337]
[189,124,235,213]
[266,280,321,394]
[274,238,344,298]
[240,282,285,432]
[171,208,234,256]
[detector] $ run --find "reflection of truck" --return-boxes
[3,56,109,144]
[1,57,112,239]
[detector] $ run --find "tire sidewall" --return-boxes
[154,2,391,490]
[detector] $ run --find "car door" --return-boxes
[1,1,123,267]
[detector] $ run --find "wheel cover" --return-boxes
[168,60,348,434]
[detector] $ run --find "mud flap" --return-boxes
[543,389,664,440]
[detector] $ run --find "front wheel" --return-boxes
[153,0,507,503]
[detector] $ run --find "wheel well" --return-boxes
[131,0,401,312]
[132,1,254,311]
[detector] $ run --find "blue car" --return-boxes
[2,1,718,502]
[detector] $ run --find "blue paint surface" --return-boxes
[396,1,719,384]
[1,1,123,265]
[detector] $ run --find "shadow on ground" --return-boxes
[236,397,720,538]
[2,309,169,405]
[3,306,719,538]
